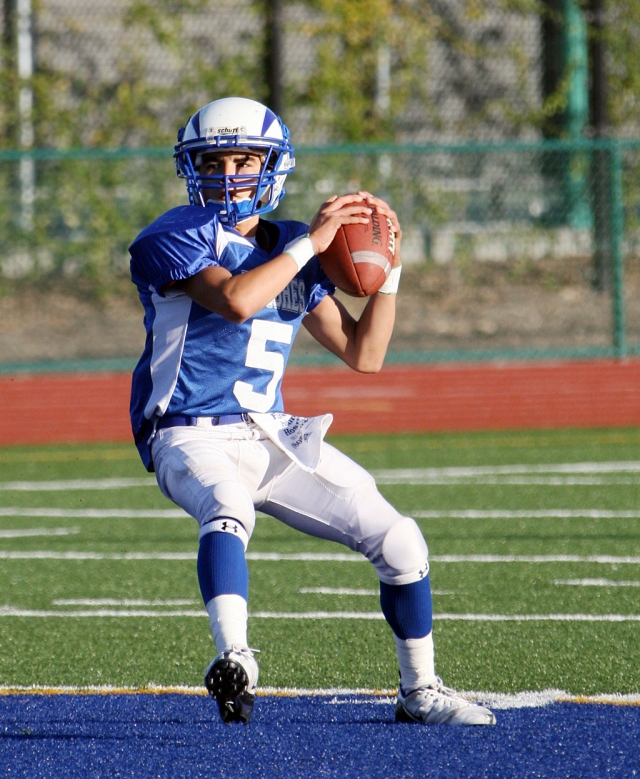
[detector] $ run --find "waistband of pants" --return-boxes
[156,413,251,430]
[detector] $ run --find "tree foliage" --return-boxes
[0,0,639,293]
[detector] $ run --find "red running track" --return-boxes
[0,359,639,446]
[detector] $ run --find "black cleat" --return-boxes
[204,646,259,725]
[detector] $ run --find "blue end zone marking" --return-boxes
[1,694,638,778]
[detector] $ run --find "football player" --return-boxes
[129,97,495,726]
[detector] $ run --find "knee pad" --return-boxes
[197,480,255,548]
[379,517,429,585]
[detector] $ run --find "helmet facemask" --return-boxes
[174,98,295,227]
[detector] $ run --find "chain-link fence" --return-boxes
[2,1,640,368]
[1,139,639,368]
[4,0,637,148]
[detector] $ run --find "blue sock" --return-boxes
[379,576,433,640]
[197,529,249,605]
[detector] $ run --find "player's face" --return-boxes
[198,151,265,204]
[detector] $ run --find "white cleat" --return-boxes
[204,645,259,725]
[396,678,496,726]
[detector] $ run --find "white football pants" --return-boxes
[151,421,429,585]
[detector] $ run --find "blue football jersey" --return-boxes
[129,204,335,470]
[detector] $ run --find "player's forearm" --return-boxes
[343,293,397,373]
[219,255,302,321]
[181,254,301,322]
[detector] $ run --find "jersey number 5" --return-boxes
[233,319,293,413]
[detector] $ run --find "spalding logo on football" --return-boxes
[318,210,396,297]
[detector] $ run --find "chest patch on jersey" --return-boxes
[266,279,306,315]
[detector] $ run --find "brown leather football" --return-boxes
[318,210,396,297]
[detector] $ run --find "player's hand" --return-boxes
[357,191,402,267]
[308,193,372,255]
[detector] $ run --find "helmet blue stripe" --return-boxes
[261,108,278,136]
[191,109,201,138]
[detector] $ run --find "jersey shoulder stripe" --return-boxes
[129,205,222,294]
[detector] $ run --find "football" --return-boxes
[318,210,396,297]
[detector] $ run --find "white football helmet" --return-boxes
[174,97,295,226]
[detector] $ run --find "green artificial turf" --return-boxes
[0,429,639,694]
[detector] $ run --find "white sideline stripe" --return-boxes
[0,508,188,518]
[1,551,640,564]
[415,510,640,519]
[0,685,637,707]
[323,690,640,709]
[0,527,80,538]
[555,579,640,588]
[372,461,640,483]
[1,607,638,621]
[0,478,157,492]
[471,691,640,709]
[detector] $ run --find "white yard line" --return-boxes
[1,507,639,521]
[0,478,157,492]
[251,612,640,622]
[372,461,640,484]
[415,510,640,519]
[298,588,378,595]
[435,613,640,622]
[0,606,205,617]
[431,555,640,564]
[0,551,198,560]
[298,587,455,596]
[247,552,362,561]
[52,599,198,606]
[554,579,640,587]
[0,508,188,518]
[0,527,80,538]
[391,477,640,485]
[250,611,385,620]
[0,606,638,621]
[1,551,640,563]
[2,462,640,492]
